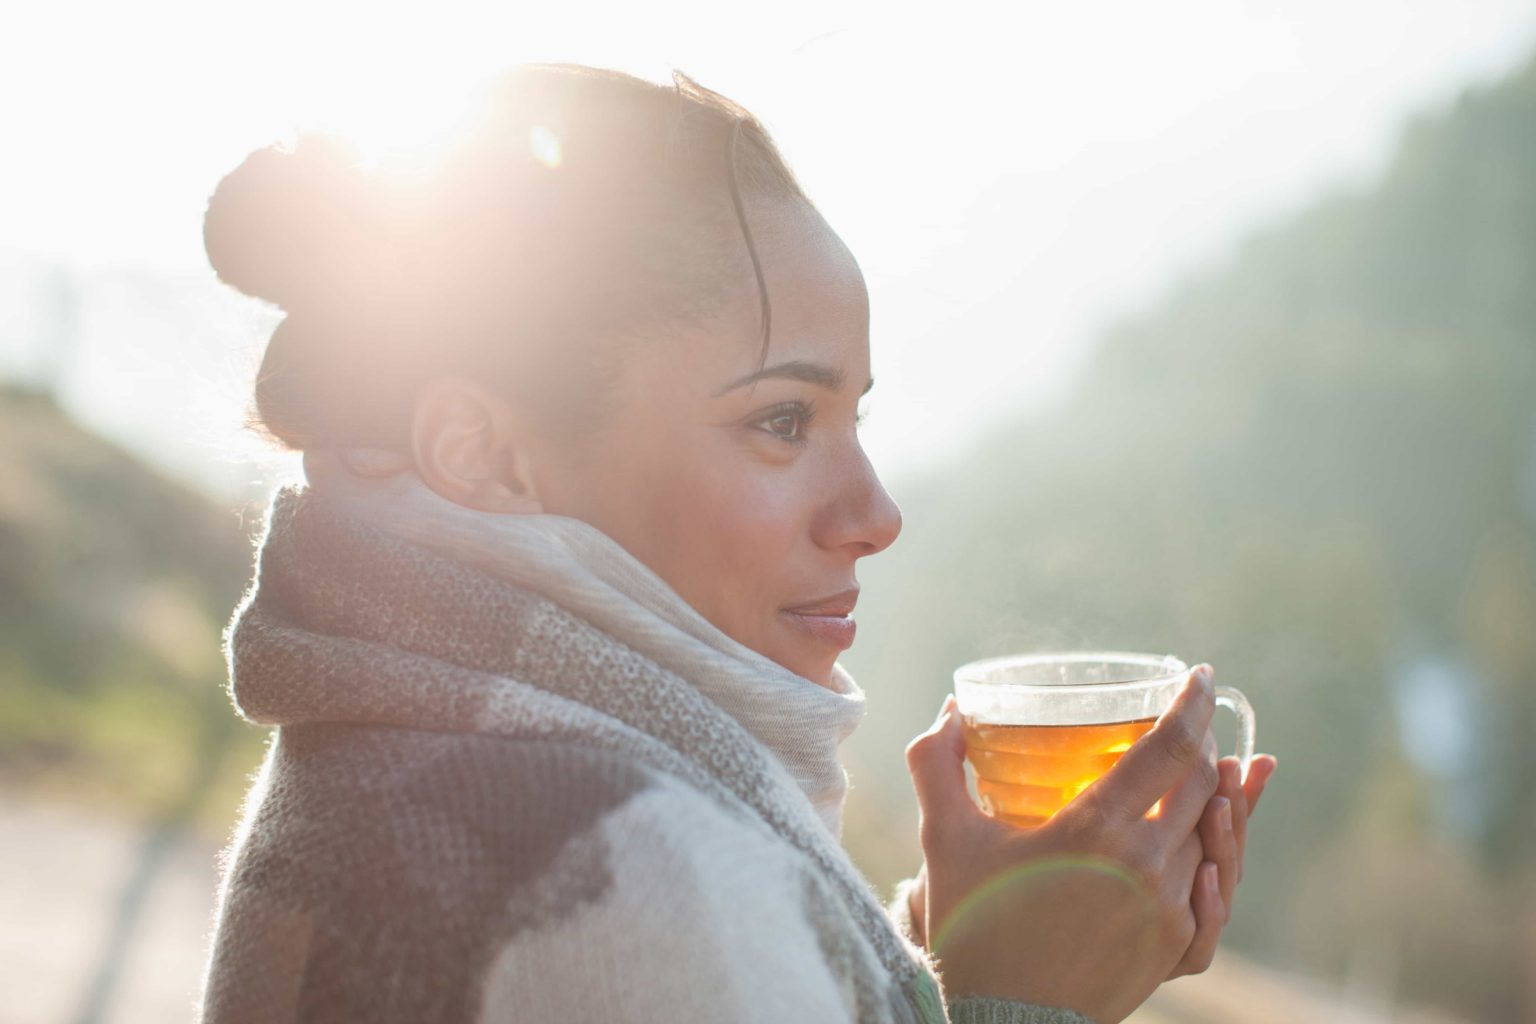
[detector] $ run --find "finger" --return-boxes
[1163,836,1205,978]
[1215,759,1247,884]
[1170,862,1223,978]
[1242,754,1278,816]
[1173,829,1204,892]
[904,695,977,837]
[1085,666,1217,822]
[1149,727,1220,837]
[1197,794,1236,924]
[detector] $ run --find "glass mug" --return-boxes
[954,652,1256,829]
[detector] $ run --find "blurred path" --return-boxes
[0,794,219,1024]
[1135,954,1471,1024]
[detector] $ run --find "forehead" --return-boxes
[604,197,870,407]
[744,198,869,365]
[636,197,869,385]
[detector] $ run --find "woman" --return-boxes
[200,64,1276,1024]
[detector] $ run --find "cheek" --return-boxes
[650,452,805,618]
[578,434,808,635]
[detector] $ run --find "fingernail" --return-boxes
[1217,797,1232,832]
[1204,861,1220,892]
[1195,665,1213,686]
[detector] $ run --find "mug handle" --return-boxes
[1215,685,1256,784]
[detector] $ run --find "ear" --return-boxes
[409,377,545,514]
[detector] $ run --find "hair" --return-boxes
[203,64,810,452]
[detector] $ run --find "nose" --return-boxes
[813,443,903,558]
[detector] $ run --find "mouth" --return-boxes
[782,588,859,651]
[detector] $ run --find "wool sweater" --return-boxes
[199,474,1095,1024]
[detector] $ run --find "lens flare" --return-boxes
[929,855,1152,958]
[530,125,563,169]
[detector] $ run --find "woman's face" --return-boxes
[534,198,902,687]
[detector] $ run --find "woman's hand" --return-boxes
[902,667,1276,1024]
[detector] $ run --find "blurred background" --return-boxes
[3,1,1535,1021]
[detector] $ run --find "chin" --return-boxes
[808,659,839,689]
[775,648,838,689]
[759,618,844,688]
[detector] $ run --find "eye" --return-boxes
[754,402,813,442]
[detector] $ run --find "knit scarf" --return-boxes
[217,466,947,1023]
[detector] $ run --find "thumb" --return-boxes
[905,695,972,833]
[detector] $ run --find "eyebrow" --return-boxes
[714,360,875,397]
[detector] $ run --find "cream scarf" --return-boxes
[202,457,1086,1023]
[304,457,867,838]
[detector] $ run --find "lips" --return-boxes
[782,588,859,651]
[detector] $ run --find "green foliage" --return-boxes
[0,384,267,824]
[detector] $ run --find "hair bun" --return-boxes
[203,134,376,312]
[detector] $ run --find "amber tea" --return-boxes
[953,653,1255,828]
[961,715,1157,827]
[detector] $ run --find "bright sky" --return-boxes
[3,0,1535,498]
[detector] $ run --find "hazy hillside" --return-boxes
[0,383,264,817]
[840,54,1536,1024]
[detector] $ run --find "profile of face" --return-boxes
[412,197,902,686]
